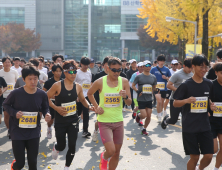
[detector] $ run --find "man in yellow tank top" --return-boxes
[88,57,132,170]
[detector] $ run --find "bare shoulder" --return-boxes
[121,77,129,84]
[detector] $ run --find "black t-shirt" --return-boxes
[0,77,7,88]
[209,79,222,121]
[44,77,62,91]
[48,71,65,79]
[206,67,217,80]
[126,68,138,80]
[173,78,213,133]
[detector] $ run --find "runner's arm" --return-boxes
[132,82,138,92]
[152,85,156,92]
[87,79,101,108]
[47,83,59,111]
[77,83,91,108]
[123,78,132,106]
[167,81,177,91]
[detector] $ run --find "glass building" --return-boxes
[0,7,25,25]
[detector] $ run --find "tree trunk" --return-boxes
[209,38,213,61]
[202,7,209,58]
[178,37,183,61]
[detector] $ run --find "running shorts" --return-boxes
[182,131,214,155]
[138,101,152,109]
[98,121,124,145]
[133,98,138,107]
[166,90,172,100]
[160,91,166,99]
[210,119,222,138]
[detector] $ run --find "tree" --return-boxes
[0,23,41,54]
[137,0,222,59]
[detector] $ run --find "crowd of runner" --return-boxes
[0,51,222,170]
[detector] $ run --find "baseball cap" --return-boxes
[171,60,178,64]
[143,60,151,65]
[90,58,95,63]
[121,59,127,62]
[137,62,144,67]
[80,57,90,65]
[129,59,136,64]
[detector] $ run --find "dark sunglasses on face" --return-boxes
[109,67,122,73]
[173,64,178,66]
[144,64,151,67]
[65,70,77,74]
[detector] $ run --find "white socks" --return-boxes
[48,127,52,131]
[157,112,162,117]
[213,167,219,170]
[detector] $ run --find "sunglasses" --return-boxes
[144,64,151,67]
[64,70,77,74]
[109,67,122,73]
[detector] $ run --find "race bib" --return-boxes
[104,93,121,108]
[7,83,14,92]
[156,82,165,90]
[19,112,38,128]
[191,97,208,113]
[142,85,152,94]
[213,102,222,117]
[61,101,77,117]
[82,84,91,89]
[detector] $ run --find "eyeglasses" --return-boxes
[109,67,122,73]
[199,66,209,70]
[144,64,151,67]
[64,70,77,74]
[173,64,178,66]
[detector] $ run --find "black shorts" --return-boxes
[210,119,222,138]
[138,101,152,109]
[182,131,214,155]
[160,91,166,99]
[2,98,6,112]
[165,90,172,99]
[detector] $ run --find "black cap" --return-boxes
[90,58,95,63]
[96,61,101,64]
[13,57,21,61]
[121,59,127,62]
[80,57,90,65]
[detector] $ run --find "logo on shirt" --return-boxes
[68,93,71,96]
[204,92,209,94]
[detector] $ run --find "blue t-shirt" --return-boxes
[150,66,171,91]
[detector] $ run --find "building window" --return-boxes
[104,24,121,33]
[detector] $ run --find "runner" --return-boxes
[88,57,131,170]
[173,54,214,170]
[38,56,48,75]
[132,60,157,135]
[126,59,138,111]
[47,60,94,170]
[161,58,193,129]
[207,62,222,170]
[43,64,63,139]
[150,54,171,122]
[91,56,126,142]
[48,54,65,79]
[0,56,19,135]
[129,62,144,126]
[0,77,7,124]
[163,60,178,116]
[11,57,22,77]
[3,64,51,170]
[121,59,128,112]
[75,57,92,137]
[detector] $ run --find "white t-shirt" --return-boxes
[75,69,92,97]
[39,67,47,75]
[170,69,178,75]
[0,69,19,98]
[11,66,22,77]
[39,71,48,88]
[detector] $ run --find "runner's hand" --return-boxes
[89,105,95,112]
[16,111,23,119]
[210,102,216,111]
[56,106,68,116]
[186,97,196,104]
[39,80,44,84]
[162,75,167,80]
[119,90,127,98]
[45,113,51,122]
[77,97,79,102]
[95,106,104,115]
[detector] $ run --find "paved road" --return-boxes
[0,107,219,170]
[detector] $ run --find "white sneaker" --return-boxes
[92,131,98,142]
[47,128,52,139]
[52,143,59,160]
[157,116,162,123]
[122,108,126,112]
[195,166,199,170]
[163,110,167,117]
[64,167,69,170]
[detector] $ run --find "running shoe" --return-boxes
[11,160,16,170]
[132,112,137,119]
[122,108,126,112]
[64,167,69,170]
[92,131,98,142]
[82,132,91,138]
[156,116,162,123]
[141,129,148,136]
[163,110,167,117]
[195,166,199,170]
[99,152,108,170]
[138,120,143,126]
[136,114,140,123]
[161,115,169,129]
[52,143,59,160]
[47,128,52,139]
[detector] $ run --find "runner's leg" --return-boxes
[12,140,26,169]
[144,108,152,129]
[187,155,199,170]
[130,88,134,110]
[55,125,67,151]
[3,111,9,129]
[26,138,40,170]
[215,134,222,168]
[109,144,122,170]
[166,100,181,124]
[198,154,213,170]
[82,102,89,133]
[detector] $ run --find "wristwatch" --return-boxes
[123,95,128,100]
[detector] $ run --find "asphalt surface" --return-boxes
[0,106,220,170]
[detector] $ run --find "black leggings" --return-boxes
[77,97,89,132]
[12,138,40,170]
[166,100,182,124]
[55,122,79,167]
[130,88,135,110]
